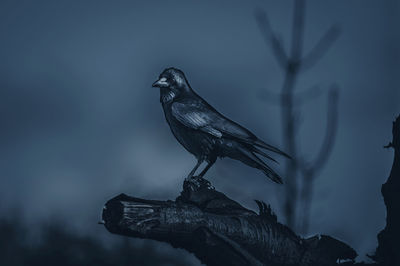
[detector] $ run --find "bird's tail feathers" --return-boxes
[254,139,291,159]
[238,146,283,184]
[260,163,284,184]
[251,146,279,164]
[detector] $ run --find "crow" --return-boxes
[152,67,290,184]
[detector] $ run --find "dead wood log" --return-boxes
[102,177,356,266]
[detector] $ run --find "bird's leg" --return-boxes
[186,159,203,180]
[198,160,215,178]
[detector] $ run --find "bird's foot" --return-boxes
[184,175,201,189]
[184,175,214,191]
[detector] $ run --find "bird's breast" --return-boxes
[162,104,216,159]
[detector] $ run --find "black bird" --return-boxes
[152,68,290,184]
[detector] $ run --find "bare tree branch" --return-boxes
[309,85,339,173]
[254,8,288,69]
[290,0,306,61]
[301,25,341,71]
[384,142,394,149]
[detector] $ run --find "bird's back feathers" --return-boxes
[171,100,290,158]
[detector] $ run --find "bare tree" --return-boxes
[255,0,340,233]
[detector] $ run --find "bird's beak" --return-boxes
[152,77,168,88]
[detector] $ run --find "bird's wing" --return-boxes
[171,101,255,140]
[171,101,223,138]
[171,101,291,158]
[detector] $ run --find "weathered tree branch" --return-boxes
[102,176,356,266]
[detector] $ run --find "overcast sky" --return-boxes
[0,0,399,264]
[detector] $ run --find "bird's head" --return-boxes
[152,67,191,92]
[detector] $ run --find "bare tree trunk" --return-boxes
[373,115,400,265]
[282,68,299,229]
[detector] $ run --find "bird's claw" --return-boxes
[185,176,202,189]
[184,175,215,192]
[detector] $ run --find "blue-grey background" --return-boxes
[0,0,398,264]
